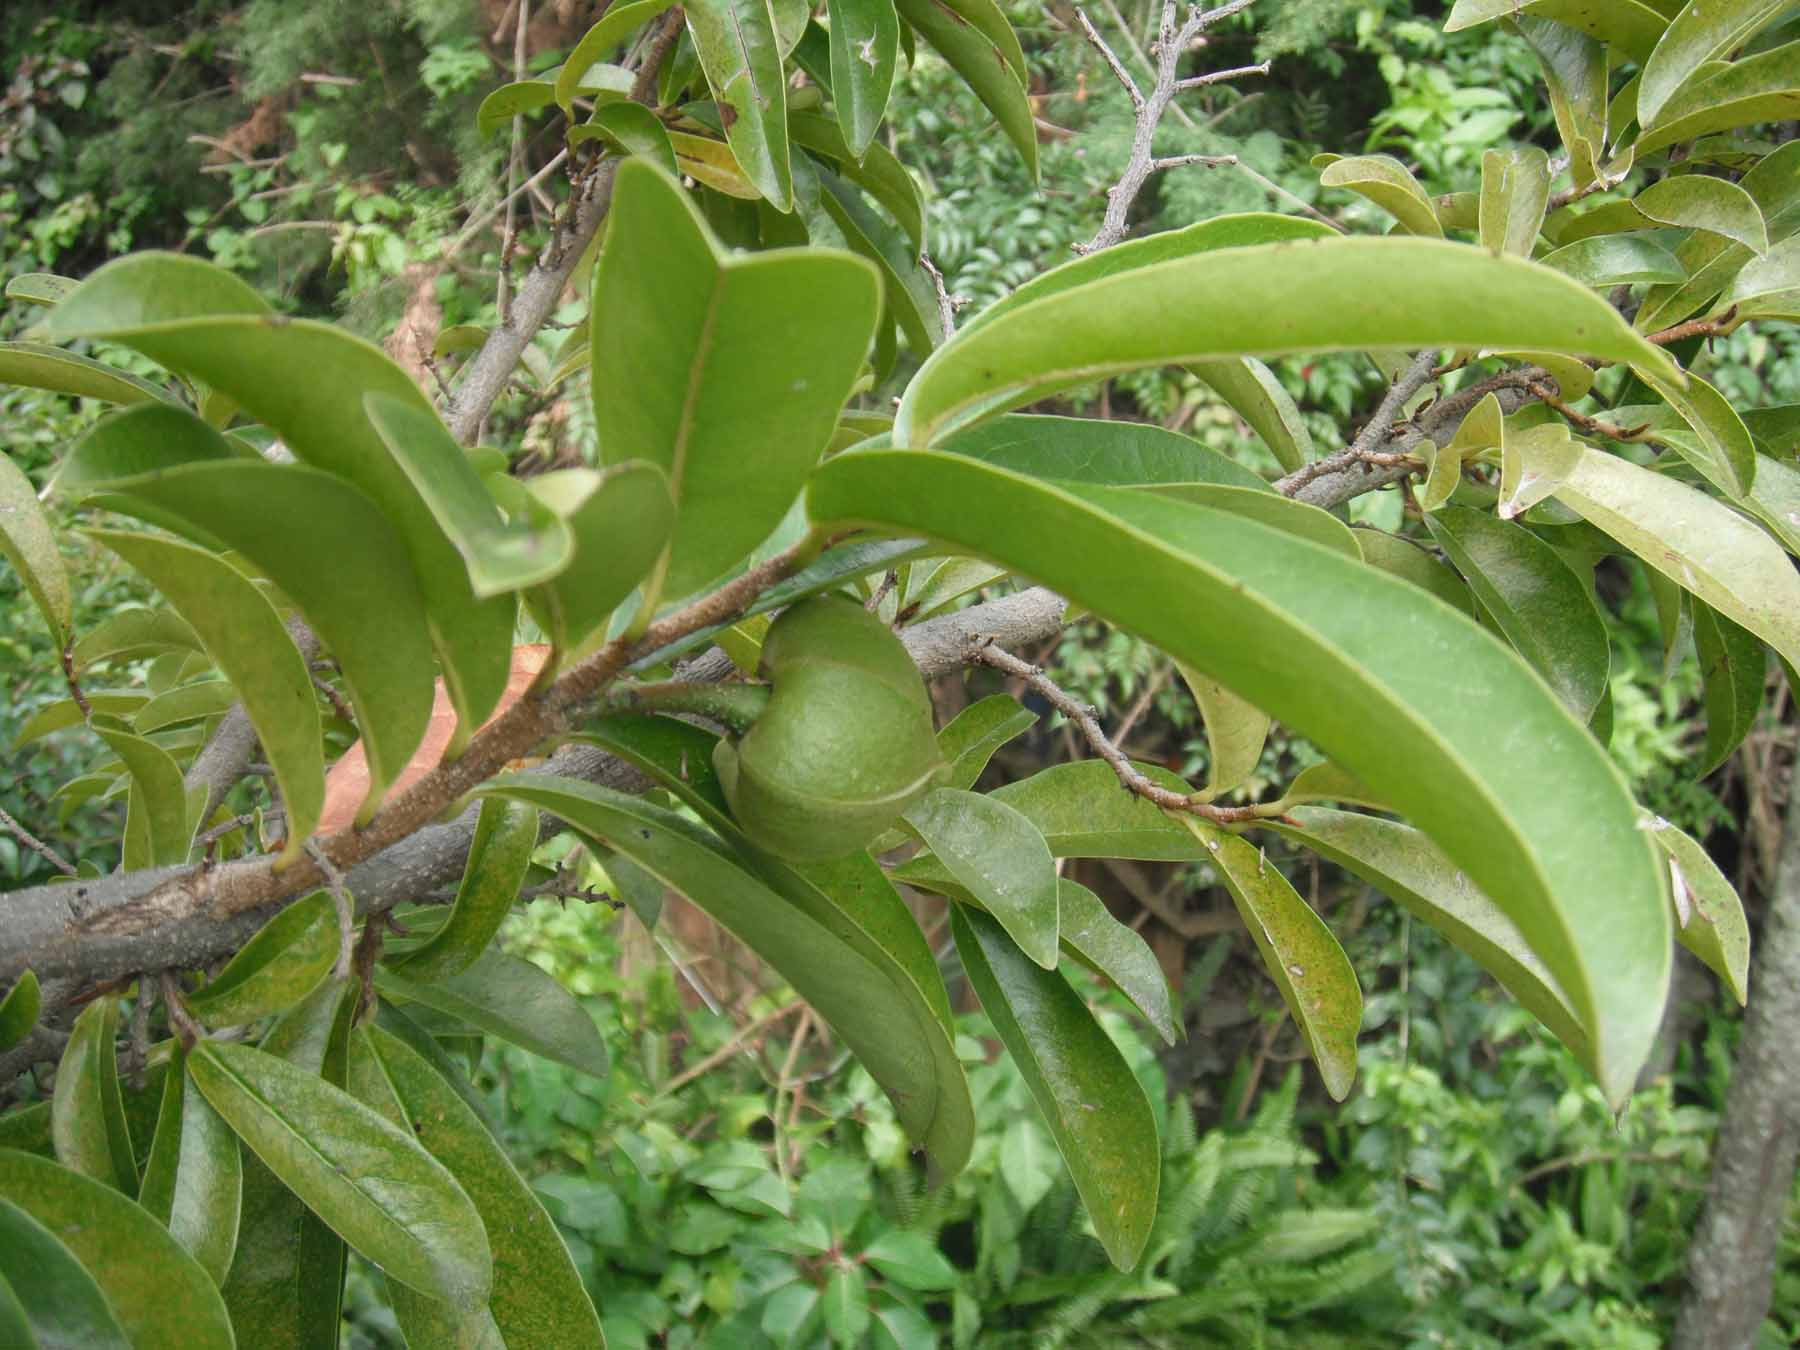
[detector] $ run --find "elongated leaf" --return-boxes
[52,996,137,1192]
[897,238,1681,446]
[481,774,975,1176]
[903,557,1009,622]
[942,413,1272,492]
[1638,40,1800,154]
[1188,358,1314,473]
[556,0,678,110]
[133,680,233,734]
[1353,528,1477,614]
[1539,235,1686,286]
[937,695,1037,792]
[12,692,146,748]
[1057,879,1179,1045]
[5,272,78,305]
[1637,0,1793,127]
[395,798,537,983]
[808,450,1670,1103]
[0,1194,132,1349]
[0,972,40,1053]
[1449,0,1667,63]
[354,1026,605,1346]
[0,341,167,405]
[591,160,879,597]
[0,452,72,646]
[477,80,554,135]
[951,905,1158,1269]
[894,0,1035,180]
[138,1047,242,1285]
[790,112,924,250]
[902,786,1059,968]
[687,0,793,208]
[1743,451,1800,558]
[1180,663,1271,799]
[1154,482,1360,558]
[1646,814,1750,1004]
[47,256,514,748]
[1267,806,1590,1062]
[86,529,323,858]
[1514,17,1607,188]
[0,1149,234,1350]
[91,719,190,867]
[72,606,201,671]
[818,166,943,353]
[987,758,1209,860]
[1693,601,1766,776]
[189,1040,491,1309]
[1424,506,1609,720]
[825,0,899,156]
[187,890,339,1027]
[1321,155,1442,237]
[569,101,678,174]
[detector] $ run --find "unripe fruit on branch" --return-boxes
[714,596,945,862]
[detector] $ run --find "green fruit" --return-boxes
[714,596,944,861]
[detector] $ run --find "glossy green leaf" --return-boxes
[1057,879,1179,1045]
[1637,39,1800,153]
[591,160,879,597]
[0,341,167,405]
[52,996,137,1193]
[1179,663,1271,799]
[0,1194,132,1349]
[46,255,514,748]
[1320,155,1442,237]
[986,758,1209,861]
[1646,814,1750,1004]
[1515,17,1607,188]
[1267,806,1589,1063]
[1188,358,1314,473]
[951,904,1158,1270]
[187,890,340,1027]
[1637,0,1793,127]
[189,1039,491,1309]
[86,529,323,859]
[1153,483,1361,558]
[790,112,923,250]
[1424,506,1609,720]
[0,972,40,1053]
[376,947,608,1083]
[1184,818,1362,1098]
[686,0,793,208]
[937,694,1037,792]
[894,0,1036,180]
[0,1148,234,1350]
[557,0,678,110]
[1539,234,1686,286]
[902,557,1010,622]
[896,237,1681,446]
[1448,0,1667,63]
[817,168,943,353]
[1742,451,1800,558]
[824,0,898,157]
[354,1025,606,1347]
[484,773,973,1174]
[138,1047,242,1285]
[809,450,1670,1103]
[1693,600,1766,776]
[902,786,1059,968]
[0,451,73,648]
[395,798,537,983]
[1726,232,1800,313]
[940,413,1271,492]
[1647,370,1760,501]
[569,101,678,174]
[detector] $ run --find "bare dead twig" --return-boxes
[919,252,963,336]
[0,806,76,878]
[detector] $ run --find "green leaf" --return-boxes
[895,0,1036,181]
[1179,663,1271,799]
[46,255,514,749]
[1742,451,1800,558]
[476,79,556,136]
[864,1229,956,1291]
[1514,17,1607,188]
[1057,879,1179,1045]
[1352,528,1476,615]
[808,450,1670,1104]
[1181,819,1361,1099]
[1692,600,1766,776]
[1320,155,1443,237]
[591,160,880,597]
[557,0,678,110]
[0,341,168,405]
[824,0,899,157]
[1638,175,1771,256]
[1636,0,1793,128]
[817,166,944,353]
[1266,806,1590,1064]
[1188,358,1315,473]
[937,694,1037,792]
[896,237,1681,446]
[91,719,191,867]
[188,1039,491,1310]
[569,102,679,174]
[72,606,201,671]
[138,1047,242,1286]
[52,996,138,1193]
[1423,505,1609,720]
[1154,482,1361,558]
[353,1026,607,1347]
[85,529,323,860]
[902,786,1059,968]
[12,692,146,748]
[0,1194,132,1349]
[4,272,78,306]
[1538,234,1687,286]
[0,451,72,646]
[0,1149,235,1350]
[394,798,537,983]
[686,0,793,209]
[1647,814,1750,1005]
[1637,39,1800,154]
[823,1262,871,1346]
[790,112,925,251]
[983,758,1207,860]
[951,905,1159,1270]
[480,774,976,1177]
[186,890,340,1027]
[941,413,1272,492]
[1448,0,1667,64]
[0,1103,51,1159]
[902,557,1009,622]
[0,972,40,1053]
[133,679,233,735]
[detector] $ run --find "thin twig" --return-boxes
[304,840,357,981]
[1649,306,1741,346]
[1527,380,1652,443]
[657,997,807,1097]
[310,673,357,728]
[60,642,91,719]
[159,972,203,1050]
[918,252,961,336]
[128,977,152,1090]
[0,805,76,878]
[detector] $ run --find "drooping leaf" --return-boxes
[894,0,1036,180]
[790,111,925,251]
[941,413,1272,492]
[72,607,202,671]
[896,237,1681,446]
[1645,814,1750,1004]
[394,798,538,983]
[90,719,190,868]
[824,0,899,156]
[11,692,146,748]
[1742,451,1800,558]
[1692,600,1766,776]
[0,341,168,406]
[590,160,879,597]
[808,450,1671,1103]
[0,972,40,1053]
[569,101,679,174]
[51,995,137,1193]
[0,1149,234,1350]
[85,528,323,859]
[1320,155,1443,237]
[476,79,555,135]
[1423,505,1609,720]
[817,167,943,353]
[189,1039,491,1310]
[1188,358,1315,473]
[1056,879,1179,1045]
[1449,0,1667,63]
[1636,0,1794,128]
[902,786,1060,968]
[1181,819,1361,1099]
[686,0,793,208]
[1637,40,1800,154]
[0,452,72,647]
[556,0,679,111]
[951,905,1159,1270]
[186,890,340,1027]
[138,1046,242,1285]
[1480,143,1551,257]
[936,694,1038,792]
[1179,663,1271,800]
[0,1194,132,1349]
[1513,17,1607,188]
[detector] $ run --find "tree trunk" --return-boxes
[1672,760,1800,1349]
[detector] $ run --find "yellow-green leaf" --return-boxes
[52,995,138,1192]
[138,1046,242,1285]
